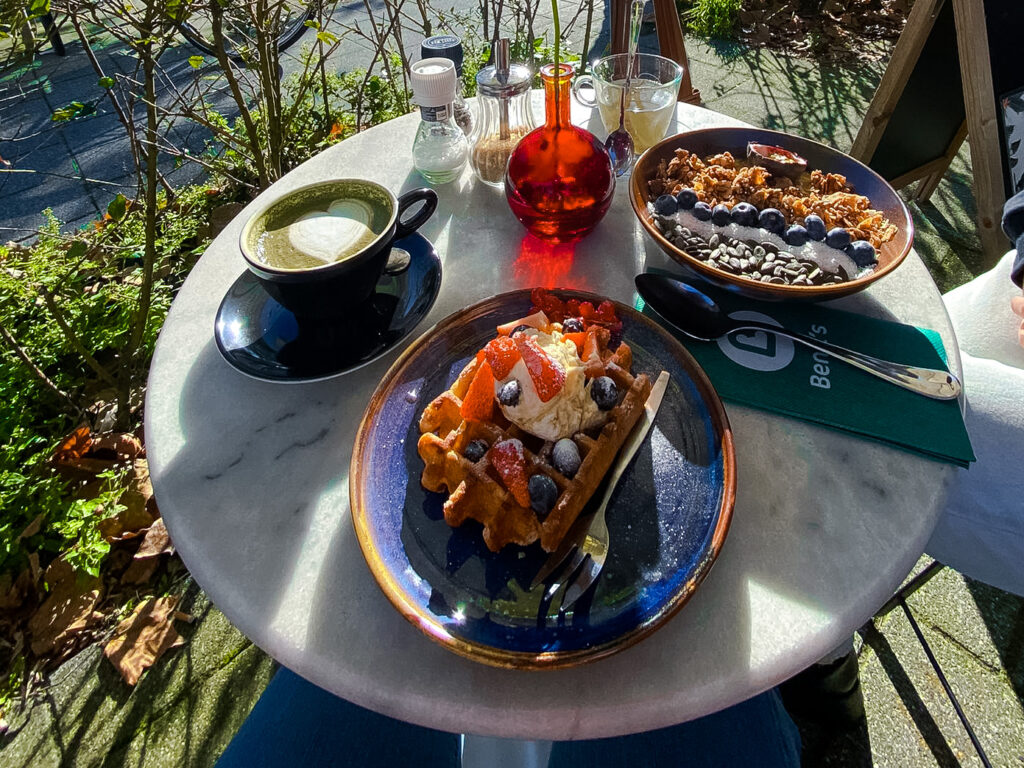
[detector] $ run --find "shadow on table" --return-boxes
[158,340,376,637]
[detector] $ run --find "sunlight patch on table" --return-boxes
[745,577,829,666]
[267,471,350,648]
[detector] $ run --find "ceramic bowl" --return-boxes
[239,179,437,319]
[629,127,914,301]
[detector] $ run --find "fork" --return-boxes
[555,496,612,612]
[535,370,671,613]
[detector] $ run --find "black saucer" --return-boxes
[214,232,441,382]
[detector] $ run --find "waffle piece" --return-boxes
[418,331,652,552]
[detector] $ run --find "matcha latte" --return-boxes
[238,180,437,319]
[248,182,393,271]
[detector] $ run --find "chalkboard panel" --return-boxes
[985,1,1024,196]
[867,0,965,182]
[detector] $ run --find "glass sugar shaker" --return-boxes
[420,34,473,136]
[410,57,469,185]
[468,39,536,188]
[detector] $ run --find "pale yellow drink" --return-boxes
[596,79,676,153]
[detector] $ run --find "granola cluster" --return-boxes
[647,149,897,248]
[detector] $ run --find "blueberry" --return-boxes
[804,214,826,241]
[498,379,521,407]
[590,376,618,410]
[785,224,809,247]
[654,194,678,216]
[562,317,584,333]
[825,227,852,250]
[757,208,786,235]
[552,438,581,478]
[510,324,532,336]
[464,439,488,462]
[692,201,712,221]
[675,188,698,209]
[711,204,732,226]
[730,202,758,227]
[528,474,559,516]
[846,240,877,267]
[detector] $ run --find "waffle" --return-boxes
[418,326,652,552]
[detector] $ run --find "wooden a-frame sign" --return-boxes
[851,0,1015,263]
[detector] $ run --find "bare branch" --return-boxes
[0,319,82,414]
[40,290,118,388]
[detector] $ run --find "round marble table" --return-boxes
[146,96,960,740]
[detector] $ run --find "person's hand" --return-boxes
[1013,295,1024,348]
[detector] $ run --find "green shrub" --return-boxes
[196,48,412,190]
[0,186,219,578]
[683,0,742,38]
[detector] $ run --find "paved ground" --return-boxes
[1,7,1022,768]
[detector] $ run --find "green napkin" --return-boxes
[637,277,975,468]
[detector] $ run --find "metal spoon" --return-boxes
[606,0,645,176]
[635,274,962,400]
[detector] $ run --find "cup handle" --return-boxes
[572,74,597,108]
[394,188,438,240]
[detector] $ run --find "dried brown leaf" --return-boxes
[133,518,173,560]
[18,514,44,540]
[53,425,93,462]
[89,433,144,461]
[104,596,185,685]
[0,558,42,611]
[119,557,159,585]
[99,460,157,542]
[28,559,104,656]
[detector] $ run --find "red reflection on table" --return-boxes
[512,233,592,291]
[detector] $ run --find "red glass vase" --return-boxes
[505,63,615,243]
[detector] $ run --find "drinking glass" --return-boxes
[572,53,683,154]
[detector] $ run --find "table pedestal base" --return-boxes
[460,735,553,768]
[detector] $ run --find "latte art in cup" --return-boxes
[256,198,384,271]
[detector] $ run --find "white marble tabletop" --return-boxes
[145,95,960,740]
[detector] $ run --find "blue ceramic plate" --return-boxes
[351,289,736,669]
[214,232,441,383]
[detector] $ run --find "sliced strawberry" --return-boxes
[459,360,495,422]
[531,288,565,321]
[563,332,586,356]
[593,300,622,332]
[529,287,552,312]
[596,300,618,324]
[489,438,530,507]
[515,335,565,403]
[565,298,581,317]
[484,336,520,379]
[578,301,596,322]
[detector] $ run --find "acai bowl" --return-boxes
[629,127,913,301]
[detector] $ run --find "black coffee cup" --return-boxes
[239,179,438,319]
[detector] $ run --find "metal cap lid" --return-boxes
[410,57,458,107]
[420,34,464,73]
[475,62,532,97]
